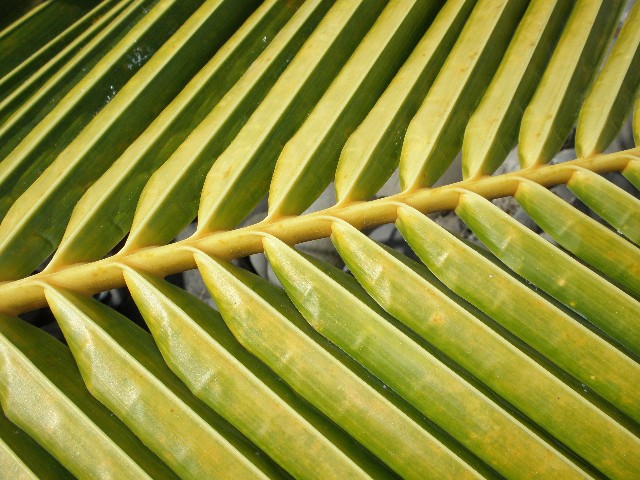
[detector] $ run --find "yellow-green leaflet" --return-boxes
[49,0,289,269]
[462,0,572,179]
[0,4,638,479]
[0,411,73,480]
[623,157,640,189]
[123,0,329,252]
[514,178,640,296]
[0,0,52,31]
[400,0,527,190]
[45,287,282,480]
[456,190,640,356]
[519,0,623,167]
[0,315,174,479]
[576,0,640,157]
[635,95,640,145]
[0,451,38,480]
[263,235,590,480]
[195,251,483,480]
[196,0,387,233]
[124,266,392,480]
[0,0,244,280]
[0,0,127,111]
[0,0,95,78]
[0,0,164,207]
[335,0,476,203]
[567,165,640,245]
[395,205,640,430]
[330,220,640,475]
[267,0,442,218]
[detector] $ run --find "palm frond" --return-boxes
[0,0,639,478]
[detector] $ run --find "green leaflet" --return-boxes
[0,1,53,32]
[400,0,527,190]
[124,267,393,480]
[49,0,291,269]
[462,0,572,179]
[330,220,640,477]
[567,165,640,245]
[635,98,640,146]
[196,0,388,233]
[576,0,640,157]
[395,205,640,432]
[335,0,476,203]
[0,4,637,478]
[45,287,283,480]
[0,0,125,107]
[123,0,329,252]
[263,236,590,480]
[515,178,640,296]
[0,411,72,480]
[0,0,131,128]
[0,0,251,280]
[266,0,442,218]
[195,251,482,480]
[0,0,98,79]
[519,0,623,167]
[0,452,38,480]
[0,314,173,479]
[0,0,163,206]
[623,158,640,189]
[456,190,640,356]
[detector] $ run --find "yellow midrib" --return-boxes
[0,148,634,316]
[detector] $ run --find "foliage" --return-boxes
[0,0,639,478]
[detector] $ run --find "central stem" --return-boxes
[0,150,634,315]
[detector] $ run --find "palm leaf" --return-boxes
[0,0,638,478]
